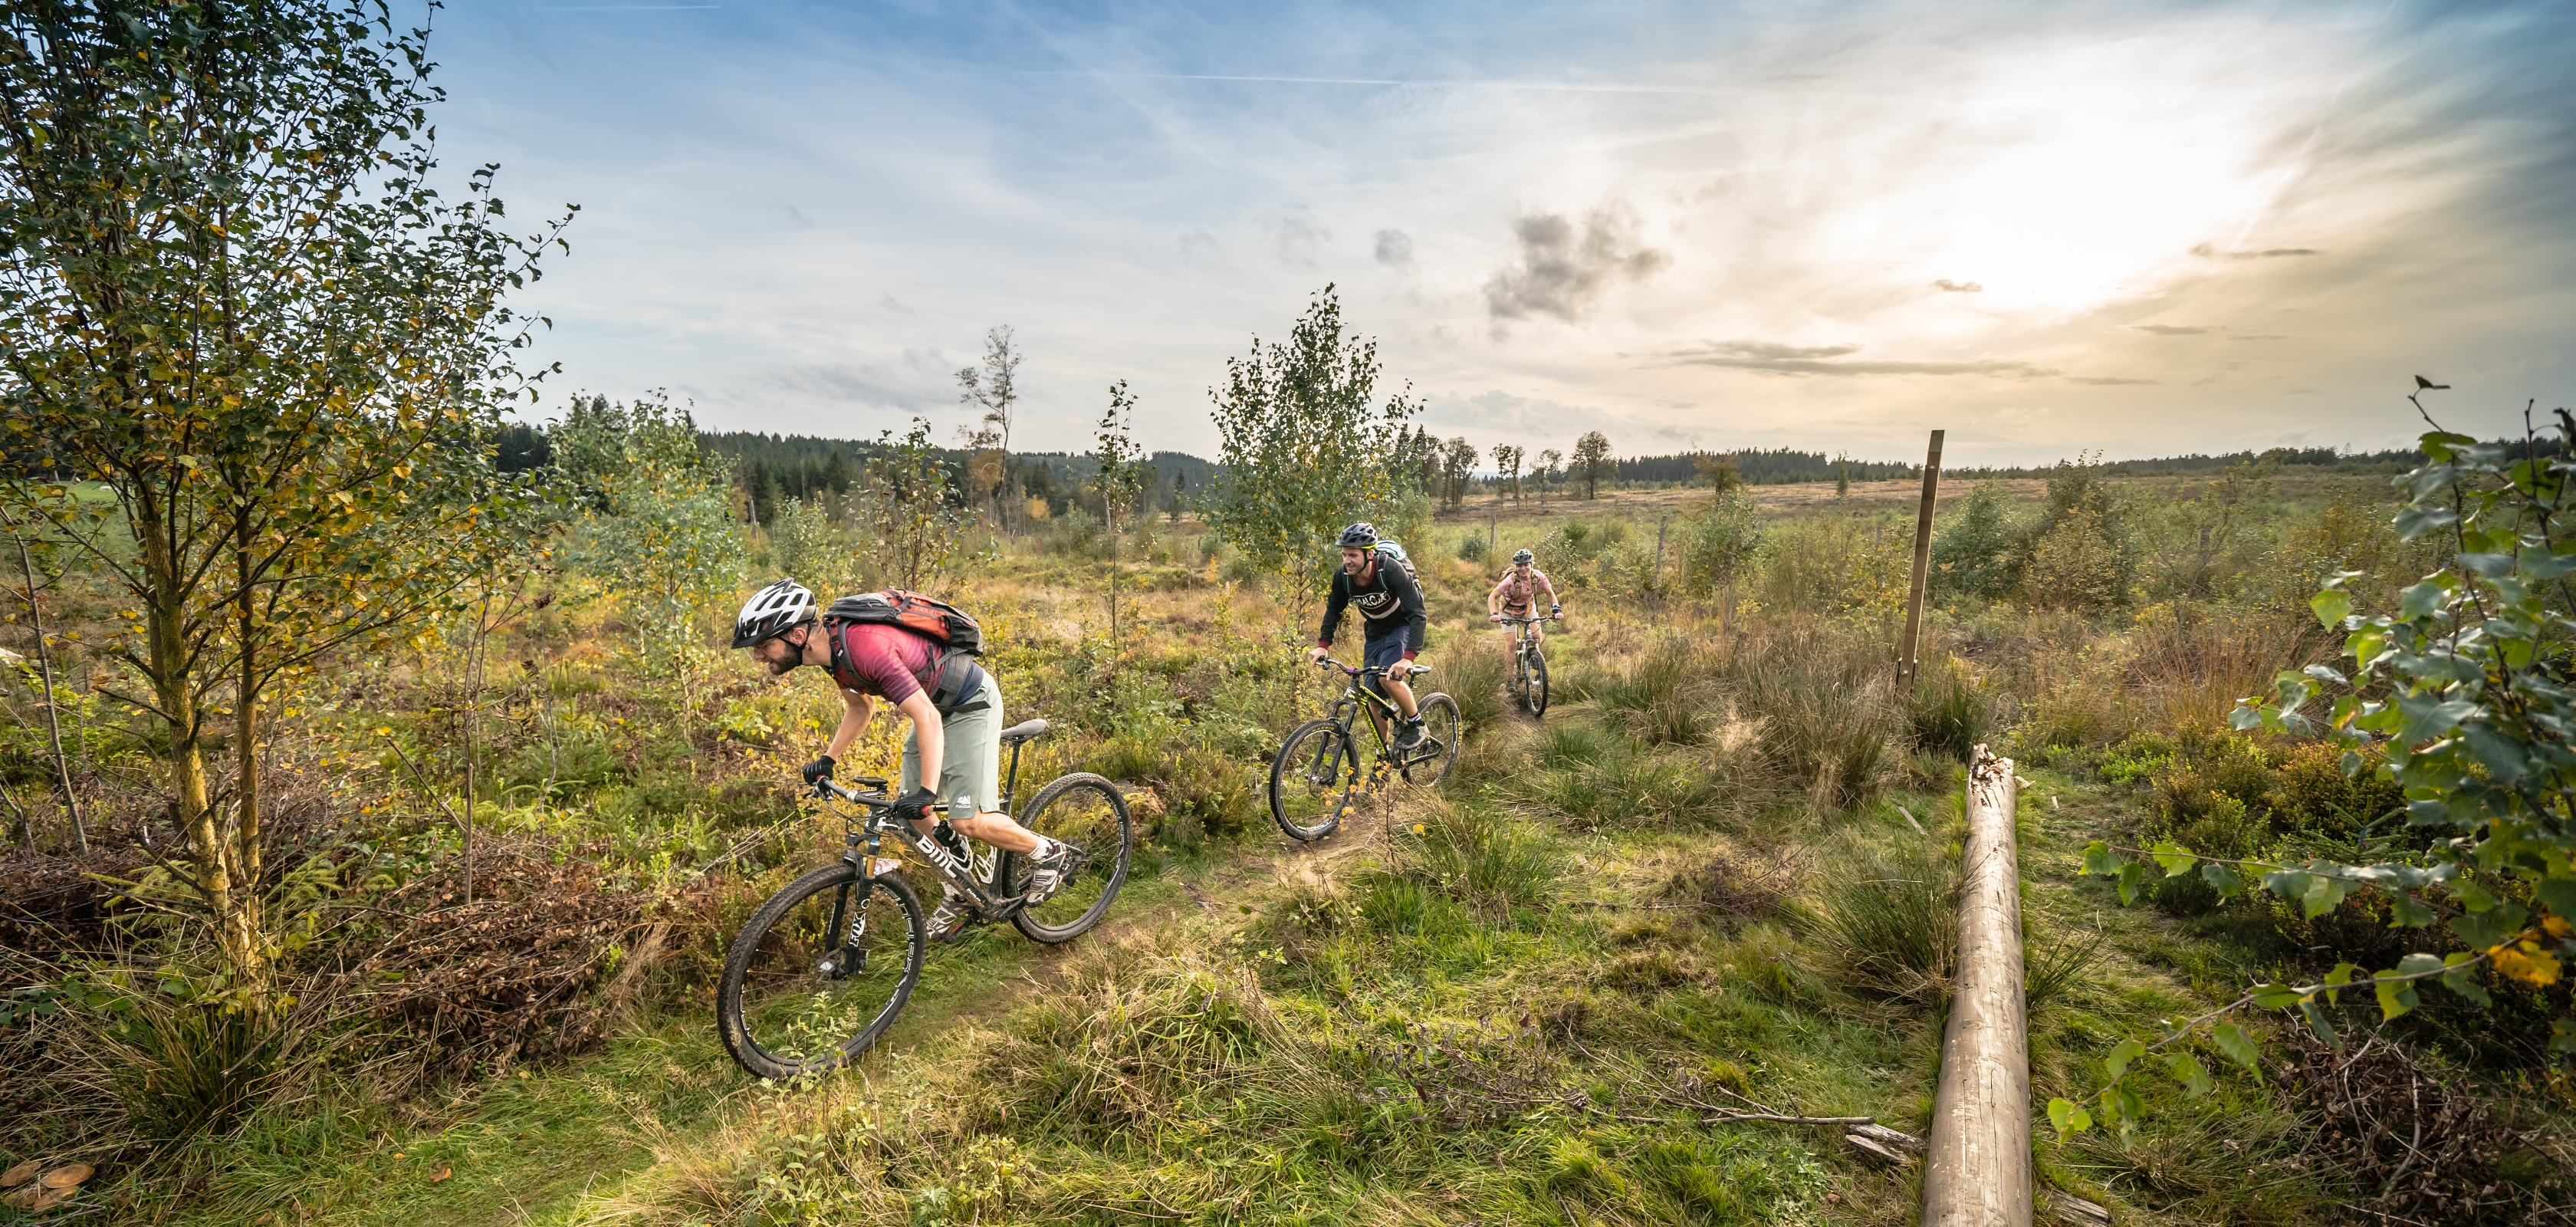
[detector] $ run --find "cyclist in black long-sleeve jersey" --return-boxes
[1308,522,1432,750]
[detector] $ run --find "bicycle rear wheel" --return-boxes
[1403,694,1463,787]
[1001,772,1132,944]
[1270,718,1359,841]
[1525,646,1550,718]
[718,863,924,1081]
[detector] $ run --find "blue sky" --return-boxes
[437,0,2576,465]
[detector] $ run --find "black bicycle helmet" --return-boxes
[1511,548,1535,564]
[1336,521,1378,549]
[732,578,816,648]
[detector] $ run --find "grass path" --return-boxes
[192,794,1416,1227]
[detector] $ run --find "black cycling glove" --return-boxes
[800,755,836,784]
[889,787,938,824]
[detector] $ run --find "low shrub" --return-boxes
[2266,739,2404,838]
[1730,626,1901,813]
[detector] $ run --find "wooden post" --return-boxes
[1897,429,1944,686]
[1921,745,2029,1227]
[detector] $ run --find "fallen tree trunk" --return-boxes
[1922,745,2029,1227]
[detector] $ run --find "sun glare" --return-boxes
[1893,45,2299,317]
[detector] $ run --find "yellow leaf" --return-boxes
[2546,915,2574,939]
[2492,945,2563,987]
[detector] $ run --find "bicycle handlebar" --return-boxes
[1313,656,1430,678]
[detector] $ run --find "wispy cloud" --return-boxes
[1661,341,2057,379]
[1484,204,1668,323]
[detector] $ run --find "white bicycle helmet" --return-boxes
[732,578,816,648]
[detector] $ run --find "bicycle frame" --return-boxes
[1315,658,1421,764]
[813,774,1027,925]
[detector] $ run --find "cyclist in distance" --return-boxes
[1308,522,1432,750]
[732,578,1071,941]
[1487,548,1563,656]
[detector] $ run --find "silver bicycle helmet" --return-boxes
[1511,548,1535,564]
[732,578,816,648]
[1336,522,1378,549]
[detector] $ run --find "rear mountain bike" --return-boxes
[718,718,1132,1081]
[1500,614,1557,717]
[1267,658,1461,842]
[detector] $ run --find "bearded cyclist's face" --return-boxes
[1340,547,1369,574]
[751,627,803,675]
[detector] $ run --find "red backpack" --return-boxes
[822,591,986,712]
[822,590,983,655]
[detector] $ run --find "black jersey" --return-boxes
[1317,558,1428,655]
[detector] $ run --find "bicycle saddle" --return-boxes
[998,718,1050,744]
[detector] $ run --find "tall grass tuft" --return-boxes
[88,988,307,1140]
[1904,656,1995,763]
[1796,846,1958,1004]
[1430,636,1509,733]
[1727,623,1901,812]
[1392,798,1561,915]
[1595,636,1720,745]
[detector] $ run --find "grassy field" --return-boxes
[6,467,2571,1225]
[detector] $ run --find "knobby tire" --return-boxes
[1001,772,1133,944]
[1270,717,1358,842]
[718,862,925,1081]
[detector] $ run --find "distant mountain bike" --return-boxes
[717,718,1131,1081]
[1267,657,1461,842]
[1500,614,1558,717]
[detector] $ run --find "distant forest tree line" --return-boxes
[478,418,2525,524]
[491,420,1215,528]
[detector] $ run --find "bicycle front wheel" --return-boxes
[1525,646,1550,718]
[718,863,925,1081]
[1003,772,1133,944]
[1404,694,1464,787]
[1270,718,1359,841]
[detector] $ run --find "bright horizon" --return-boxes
[440,0,2576,469]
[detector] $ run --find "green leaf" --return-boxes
[2201,860,2245,897]
[2109,1084,2146,1136]
[2151,842,2198,878]
[2398,577,2450,617]
[2298,998,2341,1051]
[2263,867,2313,900]
[2047,1097,2092,1140]
[2388,893,2435,928]
[2311,588,2353,630]
[2164,1051,2214,1098]
[2117,862,2150,906]
[2374,971,2419,1021]
[2533,877,2576,923]
[2104,1038,2146,1080]
[2454,902,2527,950]
[2250,982,2305,1009]
[2080,840,2121,877]
[2210,1022,2262,1071]
[2303,874,2351,919]
[2555,1021,2576,1054]
[2442,953,2493,1007]
[2323,962,2358,1005]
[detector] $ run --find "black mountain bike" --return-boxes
[1268,658,1462,842]
[717,718,1132,1081]
[1500,614,1558,717]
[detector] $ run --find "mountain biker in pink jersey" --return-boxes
[1487,548,1563,659]
[731,578,1070,942]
